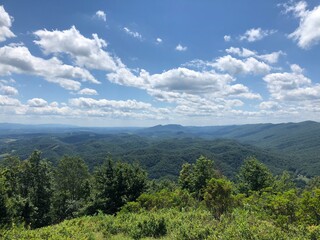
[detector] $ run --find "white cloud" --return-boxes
[225,47,284,64]
[34,26,118,72]
[212,55,271,75]
[69,97,152,111]
[0,6,15,42]
[156,38,162,43]
[259,101,281,110]
[0,95,167,120]
[263,64,320,101]
[95,10,106,22]
[175,44,187,51]
[27,98,48,107]
[224,35,231,42]
[77,88,98,95]
[149,68,233,93]
[226,47,256,58]
[290,63,303,73]
[0,95,20,106]
[107,67,149,89]
[0,85,18,95]
[240,28,276,42]
[123,27,143,40]
[107,65,261,104]
[0,45,99,90]
[0,78,15,84]
[257,51,284,64]
[284,1,320,49]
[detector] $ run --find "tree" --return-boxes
[299,188,320,225]
[0,156,27,227]
[0,168,9,226]
[52,156,91,222]
[236,157,274,195]
[88,157,147,214]
[272,171,295,192]
[20,151,53,228]
[204,178,234,219]
[179,156,217,199]
[178,163,193,191]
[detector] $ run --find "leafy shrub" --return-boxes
[130,215,167,239]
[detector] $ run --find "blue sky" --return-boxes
[0,0,320,126]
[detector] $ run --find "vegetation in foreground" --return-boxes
[1,151,320,239]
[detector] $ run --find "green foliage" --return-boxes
[0,132,290,179]
[123,188,195,212]
[130,215,167,239]
[52,156,90,222]
[265,189,299,228]
[272,171,296,192]
[0,169,9,226]
[4,207,319,240]
[88,157,147,215]
[179,155,217,199]
[299,188,320,225]
[237,157,274,195]
[4,147,320,239]
[204,178,234,219]
[20,151,53,228]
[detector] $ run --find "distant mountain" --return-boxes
[1,121,320,178]
[0,131,289,179]
[137,121,320,176]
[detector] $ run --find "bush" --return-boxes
[130,215,167,239]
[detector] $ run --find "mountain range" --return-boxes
[1,121,319,179]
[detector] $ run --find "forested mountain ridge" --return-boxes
[0,132,288,179]
[138,121,320,176]
[1,121,320,178]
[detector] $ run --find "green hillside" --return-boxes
[2,155,320,240]
[0,133,289,179]
[1,121,320,178]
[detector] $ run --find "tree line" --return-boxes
[0,151,147,228]
[2,150,320,235]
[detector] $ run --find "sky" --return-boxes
[0,0,320,127]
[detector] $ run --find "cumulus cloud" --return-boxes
[226,47,256,58]
[34,26,118,72]
[77,88,98,95]
[95,10,106,22]
[257,51,284,64]
[107,67,149,89]
[175,44,187,51]
[0,95,20,106]
[149,68,233,94]
[27,98,48,107]
[263,64,320,101]
[107,65,261,104]
[0,6,15,42]
[284,1,320,49]
[151,68,225,91]
[123,27,142,40]
[259,101,281,110]
[69,97,152,110]
[0,85,18,95]
[224,35,231,42]
[0,45,98,90]
[225,47,284,64]
[240,28,276,42]
[212,55,271,75]
[0,94,167,120]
